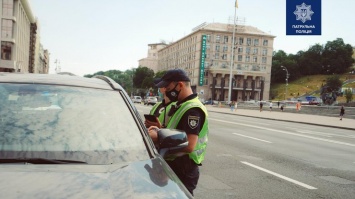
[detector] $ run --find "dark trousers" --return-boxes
[167,155,200,195]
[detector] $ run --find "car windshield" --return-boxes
[0,83,149,164]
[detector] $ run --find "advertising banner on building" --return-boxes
[199,35,207,86]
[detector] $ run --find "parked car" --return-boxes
[203,99,214,105]
[144,96,158,106]
[132,95,142,103]
[309,100,320,105]
[0,73,192,199]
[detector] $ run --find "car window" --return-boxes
[0,83,149,164]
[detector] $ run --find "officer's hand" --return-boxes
[145,119,161,128]
[147,126,159,143]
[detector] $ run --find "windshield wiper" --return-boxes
[0,158,87,164]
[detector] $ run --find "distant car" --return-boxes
[132,95,142,103]
[309,100,320,105]
[204,99,214,105]
[0,73,193,198]
[144,96,158,105]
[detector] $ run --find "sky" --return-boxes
[30,0,355,76]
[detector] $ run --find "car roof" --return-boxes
[0,73,124,91]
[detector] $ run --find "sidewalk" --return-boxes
[205,105,355,130]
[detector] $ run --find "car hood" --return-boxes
[0,157,192,199]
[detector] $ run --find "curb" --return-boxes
[207,109,355,131]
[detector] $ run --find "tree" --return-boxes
[325,75,342,91]
[296,44,324,75]
[344,88,353,103]
[134,66,154,89]
[322,38,354,74]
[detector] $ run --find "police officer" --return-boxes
[148,69,209,195]
[145,86,174,128]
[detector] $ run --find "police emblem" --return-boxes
[188,116,199,129]
[293,2,314,23]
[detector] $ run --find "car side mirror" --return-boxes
[157,129,188,158]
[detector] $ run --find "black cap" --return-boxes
[155,69,190,88]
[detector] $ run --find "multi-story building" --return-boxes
[156,22,275,102]
[0,0,49,73]
[138,43,167,72]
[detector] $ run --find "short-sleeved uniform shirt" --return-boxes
[169,94,205,136]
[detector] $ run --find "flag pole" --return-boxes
[228,1,237,103]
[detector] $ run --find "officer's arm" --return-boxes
[183,134,198,153]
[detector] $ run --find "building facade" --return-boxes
[157,22,275,102]
[0,0,48,73]
[138,43,167,72]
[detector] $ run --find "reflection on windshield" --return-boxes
[0,83,148,164]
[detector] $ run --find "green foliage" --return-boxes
[325,75,342,91]
[322,38,354,74]
[271,38,354,84]
[134,66,154,88]
[344,88,353,103]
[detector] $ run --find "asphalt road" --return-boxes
[135,104,355,199]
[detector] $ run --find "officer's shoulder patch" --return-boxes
[188,115,199,129]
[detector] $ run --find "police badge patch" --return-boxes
[188,116,199,129]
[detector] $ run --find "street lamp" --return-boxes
[281,66,290,100]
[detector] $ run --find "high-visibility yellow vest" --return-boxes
[166,97,208,164]
[149,101,175,127]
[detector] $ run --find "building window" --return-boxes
[216,35,220,43]
[244,65,249,71]
[2,0,13,16]
[215,45,220,52]
[237,64,242,70]
[221,62,227,68]
[263,39,268,46]
[253,48,258,55]
[1,41,12,60]
[1,19,13,38]
[222,54,227,60]
[254,39,259,46]
[246,47,251,54]
[239,37,244,45]
[262,57,267,63]
[253,56,257,63]
[206,34,211,42]
[246,38,251,46]
[245,56,250,62]
[252,65,260,71]
[215,53,219,59]
[262,48,267,56]
[223,45,228,52]
[206,43,210,50]
[205,61,209,68]
[238,47,243,54]
[223,36,229,43]
[238,55,242,61]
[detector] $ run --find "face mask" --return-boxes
[165,83,180,102]
[158,89,163,99]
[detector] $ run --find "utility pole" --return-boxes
[281,66,289,100]
[228,1,238,103]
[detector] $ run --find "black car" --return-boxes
[0,73,192,199]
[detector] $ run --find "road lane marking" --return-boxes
[233,133,272,143]
[210,118,355,147]
[234,119,271,126]
[297,130,333,137]
[241,161,317,190]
